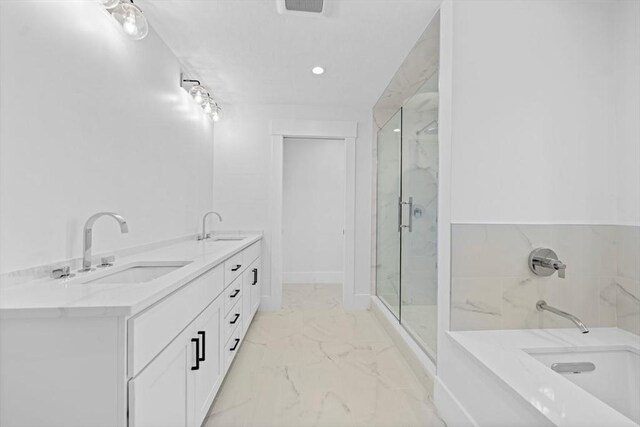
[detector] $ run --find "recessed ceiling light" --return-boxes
[393,128,400,133]
[312,66,325,75]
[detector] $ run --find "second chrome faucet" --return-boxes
[198,211,223,240]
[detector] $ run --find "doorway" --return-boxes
[282,138,346,287]
[267,120,358,311]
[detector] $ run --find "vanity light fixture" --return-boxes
[312,66,325,75]
[181,73,222,121]
[211,105,221,122]
[100,0,149,40]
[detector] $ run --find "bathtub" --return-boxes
[442,328,640,427]
[527,346,640,424]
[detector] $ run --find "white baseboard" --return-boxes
[434,377,478,427]
[282,271,342,284]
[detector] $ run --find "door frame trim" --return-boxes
[263,119,357,310]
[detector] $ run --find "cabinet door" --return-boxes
[129,327,194,427]
[250,258,261,316]
[189,297,224,427]
[242,267,252,336]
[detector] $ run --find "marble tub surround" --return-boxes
[206,284,444,427]
[447,328,640,427]
[451,224,640,335]
[0,233,262,318]
[616,226,640,335]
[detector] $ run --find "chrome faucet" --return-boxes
[529,248,566,278]
[80,212,128,272]
[198,211,222,240]
[536,300,589,333]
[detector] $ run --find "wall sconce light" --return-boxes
[181,73,222,121]
[99,0,149,41]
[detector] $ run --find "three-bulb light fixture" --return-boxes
[181,75,222,122]
[99,0,149,40]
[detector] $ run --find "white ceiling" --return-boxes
[137,0,442,108]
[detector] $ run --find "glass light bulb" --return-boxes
[100,0,120,9]
[190,85,207,104]
[211,108,221,122]
[111,3,148,40]
[203,101,213,114]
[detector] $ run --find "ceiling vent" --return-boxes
[285,0,323,13]
[277,0,327,15]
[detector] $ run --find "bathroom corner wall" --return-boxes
[0,1,215,274]
[450,224,640,335]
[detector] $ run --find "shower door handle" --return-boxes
[398,197,413,232]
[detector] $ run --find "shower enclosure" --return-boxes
[376,71,439,361]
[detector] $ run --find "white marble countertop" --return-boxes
[0,233,262,318]
[448,328,640,427]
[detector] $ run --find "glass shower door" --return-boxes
[400,72,439,360]
[375,110,402,319]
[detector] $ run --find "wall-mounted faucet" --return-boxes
[198,211,222,240]
[536,300,589,333]
[80,212,128,272]
[528,248,566,279]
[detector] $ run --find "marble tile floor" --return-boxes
[204,284,445,427]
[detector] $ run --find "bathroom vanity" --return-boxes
[0,234,262,427]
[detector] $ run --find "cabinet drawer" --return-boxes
[223,277,243,315]
[224,299,242,343]
[224,253,244,287]
[224,329,242,373]
[243,241,261,266]
[127,266,223,377]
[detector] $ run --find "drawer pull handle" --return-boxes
[197,331,205,362]
[230,289,240,298]
[231,264,242,271]
[252,268,258,285]
[229,338,240,352]
[191,338,200,370]
[230,313,240,324]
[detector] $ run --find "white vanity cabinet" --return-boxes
[128,296,223,427]
[0,238,262,427]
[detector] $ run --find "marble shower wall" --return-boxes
[450,224,640,335]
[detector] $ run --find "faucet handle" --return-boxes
[557,266,566,279]
[529,248,566,279]
[98,255,115,268]
[51,266,75,279]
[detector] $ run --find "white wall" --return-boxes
[449,0,619,225]
[613,0,640,226]
[282,138,345,284]
[0,1,214,273]
[211,104,372,301]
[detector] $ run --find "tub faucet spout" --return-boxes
[536,300,589,333]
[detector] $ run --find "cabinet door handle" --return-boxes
[229,338,240,352]
[231,264,242,271]
[230,313,240,324]
[252,268,258,285]
[197,331,205,362]
[230,289,240,298]
[191,338,200,371]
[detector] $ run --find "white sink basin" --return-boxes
[208,236,245,242]
[527,346,640,424]
[81,261,192,284]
